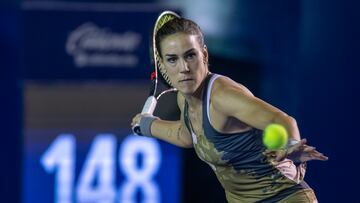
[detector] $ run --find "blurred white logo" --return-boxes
[66,22,142,68]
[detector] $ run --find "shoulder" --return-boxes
[211,75,253,99]
[210,75,254,112]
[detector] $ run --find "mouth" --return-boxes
[178,78,193,83]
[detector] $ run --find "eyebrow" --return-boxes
[165,48,196,57]
[183,48,196,55]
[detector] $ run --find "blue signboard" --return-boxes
[22,2,174,80]
[23,129,182,203]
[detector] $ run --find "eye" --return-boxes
[185,52,196,60]
[166,57,177,64]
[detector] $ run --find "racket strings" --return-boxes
[153,13,179,88]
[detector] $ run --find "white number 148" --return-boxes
[41,134,161,203]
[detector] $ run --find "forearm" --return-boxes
[150,119,193,148]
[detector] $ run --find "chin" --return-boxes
[177,80,203,95]
[179,89,194,95]
[180,85,201,96]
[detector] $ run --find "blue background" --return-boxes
[1,0,359,202]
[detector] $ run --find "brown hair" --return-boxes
[155,18,205,57]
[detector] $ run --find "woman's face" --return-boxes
[160,32,208,95]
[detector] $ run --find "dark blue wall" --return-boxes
[0,4,22,203]
[296,1,359,202]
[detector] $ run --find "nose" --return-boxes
[179,59,190,73]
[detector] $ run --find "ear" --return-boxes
[202,45,208,64]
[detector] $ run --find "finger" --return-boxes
[287,139,307,154]
[303,146,316,152]
[264,150,275,154]
[131,116,137,124]
[304,150,329,161]
[310,155,328,161]
[319,155,329,160]
[307,149,325,156]
[132,115,139,125]
[297,138,307,147]
[135,114,142,122]
[275,156,283,162]
[267,157,278,165]
[275,150,287,162]
[270,160,278,165]
[131,114,142,126]
[263,152,277,159]
[312,153,329,161]
[263,150,277,155]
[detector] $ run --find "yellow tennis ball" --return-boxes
[263,124,288,150]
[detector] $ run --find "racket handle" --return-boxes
[132,96,158,135]
[141,96,157,114]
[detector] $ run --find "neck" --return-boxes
[182,73,208,107]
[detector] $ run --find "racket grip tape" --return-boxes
[141,96,157,114]
[132,96,158,135]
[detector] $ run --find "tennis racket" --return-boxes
[132,11,180,135]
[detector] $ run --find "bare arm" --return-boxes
[211,76,328,162]
[150,119,192,148]
[212,76,300,141]
[131,92,193,148]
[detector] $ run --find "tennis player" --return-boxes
[131,16,327,203]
